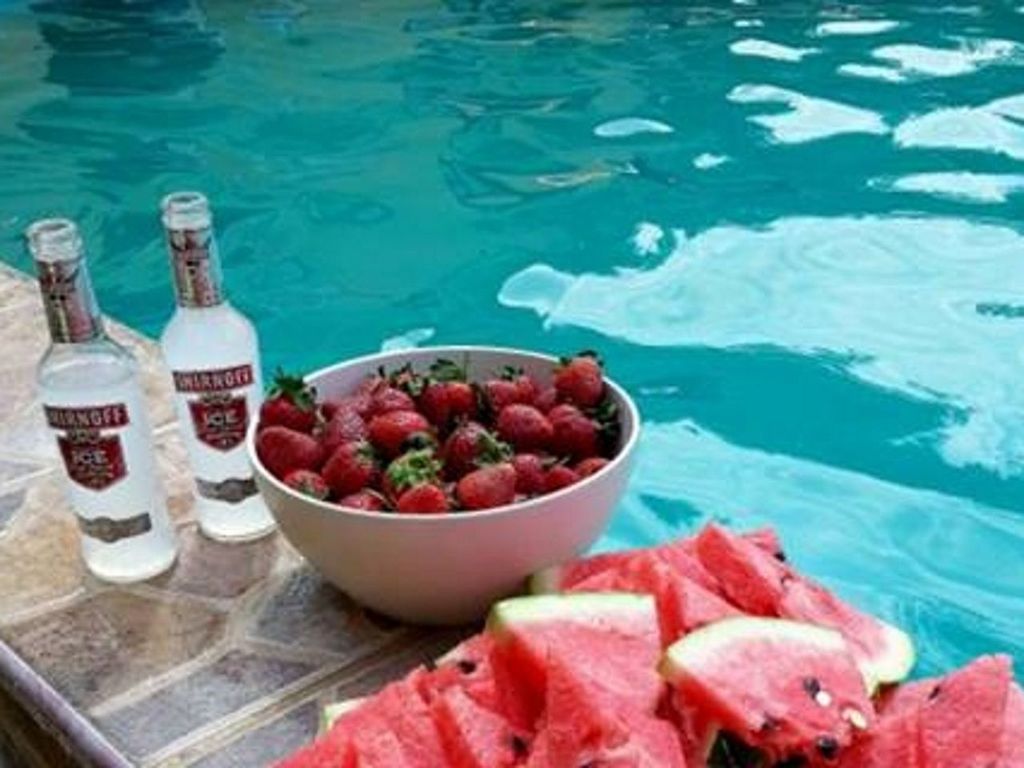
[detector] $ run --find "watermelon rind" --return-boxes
[860,619,916,691]
[488,592,657,632]
[320,699,363,735]
[660,616,851,677]
[527,567,561,595]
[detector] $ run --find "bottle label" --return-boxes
[36,258,103,343]
[78,512,152,544]
[173,364,253,452]
[44,404,129,491]
[167,226,223,308]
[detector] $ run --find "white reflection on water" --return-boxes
[872,39,1023,78]
[728,84,888,143]
[593,117,674,138]
[380,327,435,351]
[815,20,900,36]
[878,172,1024,203]
[499,216,1024,476]
[692,152,729,170]
[895,94,1024,161]
[729,38,819,62]
[838,63,906,83]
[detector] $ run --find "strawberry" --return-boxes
[544,464,580,492]
[554,353,605,408]
[511,453,546,495]
[260,369,317,432]
[420,381,477,430]
[496,404,554,452]
[548,403,599,460]
[576,456,610,477]
[386,362,427,398]
[338,489,388,511]
[322,440,379,497]
[257,426,324,478]
[384,449,443,501]
[318,408,368,457]
[481,379,525,416]
[320,393,372,421]
[396,483,449,514]
[456,463,517,510]
[442,422,511,479]
[535,386,559,413]
[368,410,433,458]
[368,386,416,417]
[283,469,329,500]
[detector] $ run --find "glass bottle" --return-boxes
[30,218,178,582]
[159,191,275,541]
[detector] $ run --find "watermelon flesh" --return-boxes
[695,524,915,688]
[662,617,874,763]
[487,592,664,717]
[432,686,530,768]
[1002,682,1024,766]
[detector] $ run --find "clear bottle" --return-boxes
[30,218,179,582]
[159,191,275,542]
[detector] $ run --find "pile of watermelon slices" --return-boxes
[277,524,1022,767]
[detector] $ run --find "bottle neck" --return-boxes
[36,257,105,345]
[166,224,225,308]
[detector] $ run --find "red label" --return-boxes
[173,365,254,394]
[188,393,249,451]
[57,430,127,491]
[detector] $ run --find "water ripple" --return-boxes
[728,84,888,143]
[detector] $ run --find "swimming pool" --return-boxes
[2,0,1022,675]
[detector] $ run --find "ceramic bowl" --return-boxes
[248,346,640,624]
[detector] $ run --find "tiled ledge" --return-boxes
[0,265,454,767]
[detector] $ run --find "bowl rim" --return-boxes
[246,345,641,523]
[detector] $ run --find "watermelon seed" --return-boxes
[928,684,942,700]
[815,736,840,760]
[509,734,529,757]
[759,714,782,732]
[456,659,477,675]
[841,707,868,730]
[801,677,822,698]
[814,690,833,708]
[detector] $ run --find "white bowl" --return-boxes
[248,346,640,625]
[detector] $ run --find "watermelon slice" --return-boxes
[530,527,783,595]
[542,650,685,768]
[569,552,740,643]
[487,593,663,717]
[1003,682,1024,766]
[432,686,531,768]
[918,654,1011,768]
[661,617,874,763]
[695,524,915,688]
[362,679,447,768]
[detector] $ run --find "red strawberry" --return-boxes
[318,408,368,457]
[396,483,449,514]
[548,403,599,460]
[368,410,433,458]
[456,463,517,510]
[283,469,329,500]
[320,393,372,421]
[442,422,511,479]
[512,453,546,495]
[322,440,379,497]
[554,353,605,408]
[257,426,324,478]
[576,456,610,477]
[496,404,554,452]
[338,489,388,511]
[544,464,580,492]
[368,386,416,417]
[482,379,525,415]
[260,370,317,432]
[356,373,385,395]
[420,381,477,430]
[535,386,559,413]
[384,449,443,501]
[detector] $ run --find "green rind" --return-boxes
[661,616,849,680]
[527,567,561,595]
[860,620,916,691]
[488,592,657,634]
[320,699,363,735]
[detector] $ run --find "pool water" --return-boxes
[2,1,1023,675]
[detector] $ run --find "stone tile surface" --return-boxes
[0,456,48,489]
[1,591,226,709]
[151,525,280,601]
[251,568,398,657]
[96,649,319,761]
[0,487,26,532]
[188,701,318,768]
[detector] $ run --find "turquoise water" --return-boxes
[2,1,1023,675]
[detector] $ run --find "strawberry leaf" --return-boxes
[429,358,466,382]
[268,368,316,411]
[386,448,443,493]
